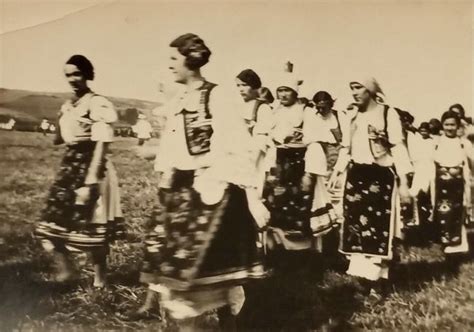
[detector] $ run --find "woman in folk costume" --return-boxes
[261,67,338,265]
[141,34,266,331]
[262,70,308,257]
[301,91,342,255]
[405,122,434,244]
[235,69,274,195]
[35,55,125,288]
[394,110,423,239]
[328,77,412,293]
[411,111,472,270]
[448,103,470,138]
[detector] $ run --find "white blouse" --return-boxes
[302,108,340,145]
[271,102,305,145]
[433,135,472,167]
[407,132,434,164]
[59,92,117,144]
[241,100,274,151]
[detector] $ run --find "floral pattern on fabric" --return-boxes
[35,142,124,249]
[434,163,465,246]
[262,147,314,244]
[341,162,395,257]
[400,172,419,228]
[144,170,266,290]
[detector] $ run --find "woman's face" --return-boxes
[442,117,459,138]
[277,87,298,106]
[64,64,88,93]
[168,48,192,84]
[350,82,371,107]
[315,102,332,115]
[419,128,430,139]
[235,78,258,102]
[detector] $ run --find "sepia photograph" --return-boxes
[0,0,473,330]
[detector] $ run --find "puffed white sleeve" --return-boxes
[207,86,258,188]
[253,103,274,152]
[89,95,117,142]
[387,108,413,176]
[332,111,352,174]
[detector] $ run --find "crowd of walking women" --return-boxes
[34,33,474,330]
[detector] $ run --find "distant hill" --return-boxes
[0,88,161,128]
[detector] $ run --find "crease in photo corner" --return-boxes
[0,0,118,36]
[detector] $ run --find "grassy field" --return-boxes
[0,130,474,331]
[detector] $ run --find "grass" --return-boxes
[0,130,474,331]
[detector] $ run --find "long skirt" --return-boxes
[340,163,399,280]
[262,147,314,250]
[143,169,266,318]
[433,163,468,253]
[400,172,419,228]
[35,141,124,251]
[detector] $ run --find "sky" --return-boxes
[0,0,472,122]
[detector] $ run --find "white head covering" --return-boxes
[275,61,303,94]
[275,73,303,94]
[350,77,386,105]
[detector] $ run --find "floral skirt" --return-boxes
[433,163,465,247]
[261,147,314,249]
[35,142,125,251]
[142,169,266,291]
[340,162,396,259]
[400,172,419,228]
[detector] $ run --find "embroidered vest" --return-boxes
[367,105,393,159]
[182,81,217,156]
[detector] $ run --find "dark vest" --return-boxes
[182,81,217,156]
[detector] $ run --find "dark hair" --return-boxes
[419,122,430,131]
[236,69,262,89]
[257,87,274,104]
[66,54,94,80]
[441,110,461,126]
[170,33,211,70]
[448,103,465,118]
[395,108,414,125]
[312,91,334,107]
[428,118,442,135]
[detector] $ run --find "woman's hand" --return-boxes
[75,184,99,205]
[328,171,342,192]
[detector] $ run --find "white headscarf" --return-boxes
[350,77,386,105]
[275,72,303,94]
